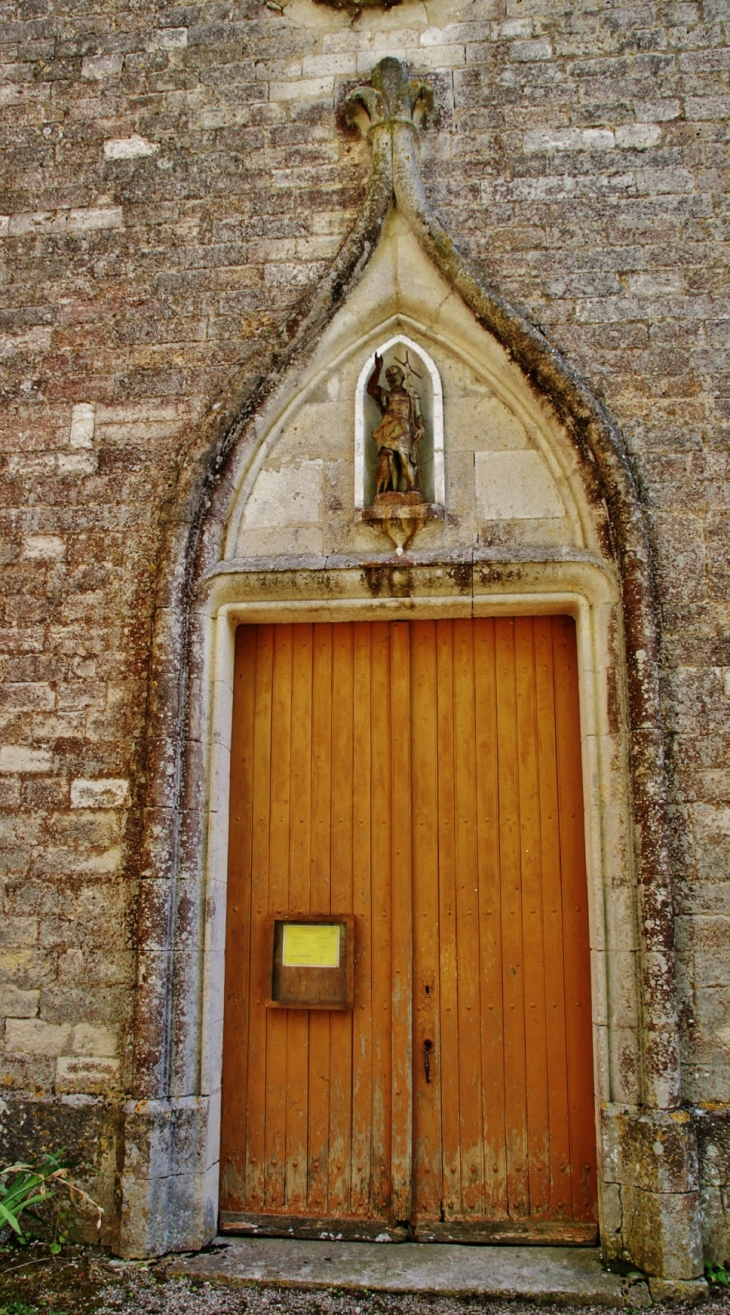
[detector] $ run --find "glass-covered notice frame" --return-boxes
[266,914,355,1010]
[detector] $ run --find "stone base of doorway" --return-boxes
[165,1237,708,1305]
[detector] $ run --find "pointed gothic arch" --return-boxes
[116,59,698,1280]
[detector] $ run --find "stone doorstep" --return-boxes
[164,1238,707,1305]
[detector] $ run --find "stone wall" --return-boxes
[0,0,728,1267]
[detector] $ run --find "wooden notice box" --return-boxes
[266,914,355,1010]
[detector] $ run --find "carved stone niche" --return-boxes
[355,334,445,554]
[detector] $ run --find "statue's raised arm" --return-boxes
[367,353,387,412]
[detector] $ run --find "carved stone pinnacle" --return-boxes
[346,57,434,136]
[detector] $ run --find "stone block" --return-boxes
[648,1277,710,1304]
[242,458,324,530]
[524,127,615,152]
[116,1097,216,1256]
[81,53,123,79]
[0,747,52,775]
[55,1056,121,1093]
[270,78,333,102]
[0,985,39,1018]
[635,98,680,121]
[57,452,98,477]
[68,403,96,448]
[5,1018,71,1055]
[510,37,553,60]
[0,683,55,711]
[104,136,158,160]
[70,778,130,809]
[22,536,65,560]
[67,207,124,232]
[475,450,564,519]
[616,125,662,150]
[149,28,187,50]
[697,1107,730,1265]
[116,1162,171,1258]
[621,1185,704,1279]
[301,53,356,76]
[602,1106,703,1277]
[493,19,533,38]
[72,1023,118,1057]
[165,1170,212,1252]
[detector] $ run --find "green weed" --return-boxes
[0,1152,102,1251]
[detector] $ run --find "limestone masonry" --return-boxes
[0,0,728,1281]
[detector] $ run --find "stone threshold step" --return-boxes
[165,1238,705,1305]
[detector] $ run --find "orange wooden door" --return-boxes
[220,622,412,1232]
[219,617,596,1239]
[410,617,596,1242]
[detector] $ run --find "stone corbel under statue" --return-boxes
[361,495,444,554]
[361,496,442,555]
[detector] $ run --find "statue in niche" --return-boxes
[367,351,425,501]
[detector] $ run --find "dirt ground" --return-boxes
[1,1247,729,1315]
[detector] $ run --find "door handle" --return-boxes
[424,1038,433,1083]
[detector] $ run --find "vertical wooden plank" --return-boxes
[495,618,529,1218]
[329,623,354,1215]
[533,616,572,1219]
[308,624,333,1215]
[411,621,442,1220]
[452,618,484,1215]
[369,622,393,1216]
[436,619,462,1219]
[390,622,413,1220]
[473,618,508,1216]
[285,625,313,1212]
[220,626,258,1210]
[514,617,550,1217]
[351,622,374,1216]
[552,616,597,1222]
[243,625,274,1211]
[264,624,293,1211]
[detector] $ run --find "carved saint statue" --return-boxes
[367,352,425,497]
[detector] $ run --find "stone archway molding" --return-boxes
[120,59,700,1280]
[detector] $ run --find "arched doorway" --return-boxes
[117,60,699,1281]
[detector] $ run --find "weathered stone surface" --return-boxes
[648,1277,710,1305]
[0,0,727,1279]
[696,1107,730,1268]
[167,1238,652,1304]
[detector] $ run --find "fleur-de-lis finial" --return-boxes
[346,57,434,136]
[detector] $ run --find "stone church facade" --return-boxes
[0,0,728,1283]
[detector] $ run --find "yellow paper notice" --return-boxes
[282,923,340,968]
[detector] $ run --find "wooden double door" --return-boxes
[220,618,597,1242]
